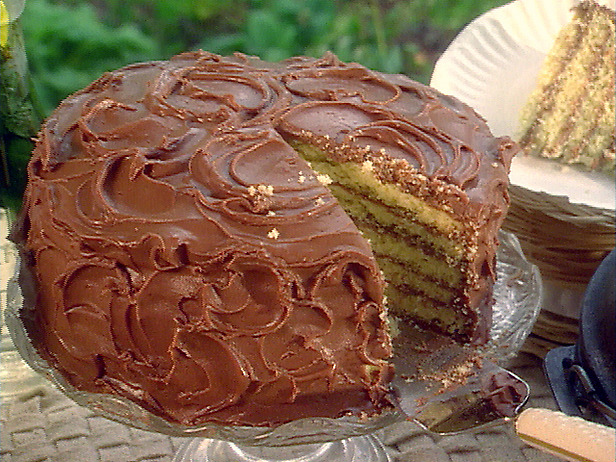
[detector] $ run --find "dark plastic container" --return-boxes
[544,249,615,427]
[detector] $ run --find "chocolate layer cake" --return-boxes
[11,51,516,427]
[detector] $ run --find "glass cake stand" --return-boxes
[5,230,542,462]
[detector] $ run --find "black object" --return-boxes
[544,249,616,427]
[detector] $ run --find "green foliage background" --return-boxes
[22,0,509,117]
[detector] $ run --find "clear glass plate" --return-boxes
[5,230,541,446]
[487,229,543,361]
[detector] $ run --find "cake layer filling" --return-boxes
[386,286,467,335]
[295,145,467,238]
[329,189,467,278]
[292,144,475,338]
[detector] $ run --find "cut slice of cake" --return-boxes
[517,0,615,174]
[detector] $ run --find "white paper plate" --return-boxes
[430,0,615,211]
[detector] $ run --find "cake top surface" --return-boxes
[14,51,515,427]
[35,51,515,217]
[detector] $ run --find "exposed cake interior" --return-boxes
[291,143,477,340]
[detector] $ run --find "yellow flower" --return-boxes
[0,0,8,48]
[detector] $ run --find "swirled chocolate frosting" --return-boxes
[12,51,515,427]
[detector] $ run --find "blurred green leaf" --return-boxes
[22,0,159,115]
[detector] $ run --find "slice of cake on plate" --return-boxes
[517,0,615,174]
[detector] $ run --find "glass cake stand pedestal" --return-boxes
[172,435,391,461]
[5,231,542,462]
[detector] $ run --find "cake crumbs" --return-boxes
[267,228,280,239]
[298,172,306,184]
[315,197,325,206]
[361,160,374,172]
[258,184,274,196]
[419,356,482,392]
[316,174,333,186]
[248,184,274,196]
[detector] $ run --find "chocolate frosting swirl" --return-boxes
[12,51,515,427]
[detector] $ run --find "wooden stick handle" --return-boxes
[516,408,615,462]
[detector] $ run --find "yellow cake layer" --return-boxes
[376,255,460,306]
[329,184,468,312]
[293,144,474,335]
[386,285,465,334]
[297,145,467,238]
[328,183,468,262]
[354,222,464,294]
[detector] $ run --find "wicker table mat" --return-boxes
[1,210,562,462]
